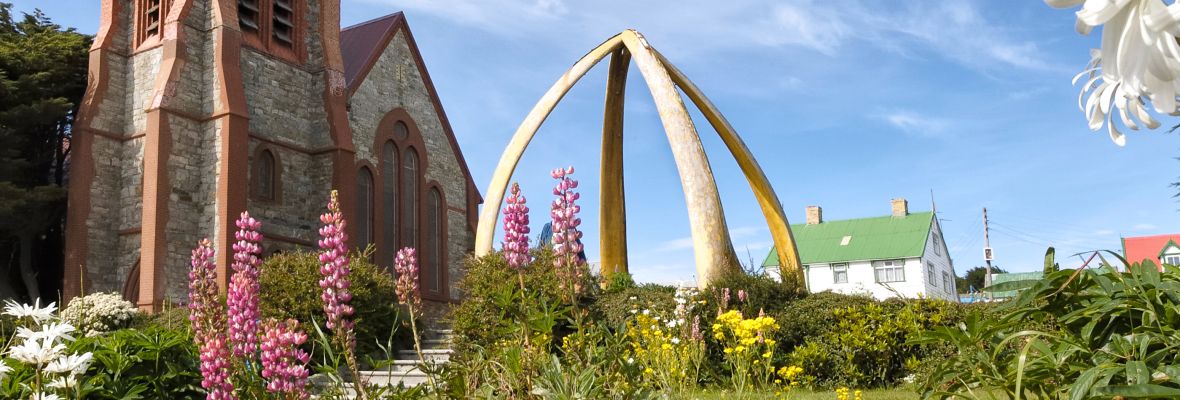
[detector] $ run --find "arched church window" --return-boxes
[402,148,419,250]
[393,121,409,142]
[381,141,398,267]
[254,149,276,201]
[357,167,374,251]
[424,187,444,294]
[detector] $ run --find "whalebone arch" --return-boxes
[474,30,804,290]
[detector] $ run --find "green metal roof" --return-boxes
[762,211,934,266]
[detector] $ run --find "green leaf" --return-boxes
[1094,384,1180,398]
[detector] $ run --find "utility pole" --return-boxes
[982,207,994,300]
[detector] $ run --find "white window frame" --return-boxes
[874,260,905,283]
[1164,255,1180,266]
[832,263,848,284]
[933,234,941,255]
[927,263,936,287]
[942,271,951,292]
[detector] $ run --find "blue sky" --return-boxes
[15,0,1180,284]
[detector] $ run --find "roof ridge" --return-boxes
[341,11,404,32]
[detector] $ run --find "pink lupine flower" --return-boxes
[394,248,421,308]
[318,190,354,332]
[550,166,585,296]
[737,289,747,303]
[261,319,310,399]
[227,212,263,359]
[188,238,220,342]
[501,182,531,270]
[690,315,703,342]
[198,332,236,399]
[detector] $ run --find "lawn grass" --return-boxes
[673,388,920,400]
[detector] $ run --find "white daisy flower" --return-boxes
[0,362,12,382]
[671,337,681,345]
[45,352,92,375]
[30,392,62,400]
[16,322,77,344]
[8,338,67,366]
[3,299,57,323]
[47,374,78,390]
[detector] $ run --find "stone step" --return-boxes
[397,348,451,362]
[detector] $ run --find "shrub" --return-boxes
[916,259,1180,399]
[60,292,140,337]
[451,247,571,353]
[258,250,405,359]
[593,283,676,329]
[705,272,804,317]
[71,325,203,398]
[771,291,879,351]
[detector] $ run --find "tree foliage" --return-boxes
[955,265,1007,294]
[0,3,90,300]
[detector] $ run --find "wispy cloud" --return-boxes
[364,0,1061,74]
[653,226,764,253]
[878,110,951,138]
[1134,223,1158,231]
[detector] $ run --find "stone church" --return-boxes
[63,0,481,313]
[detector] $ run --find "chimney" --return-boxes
[806,205,822,225]
[891,198,908,217]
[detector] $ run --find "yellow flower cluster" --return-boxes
[712,310,779,355]
[624,310,704,391]
[835,387,863,400]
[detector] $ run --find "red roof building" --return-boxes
[1121,234,1180,271]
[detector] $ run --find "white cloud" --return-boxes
[1134,223,1158,231]
[654,226,763,252]
[360,0,1059,74]
[878,110,951,138]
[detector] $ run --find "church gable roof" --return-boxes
[339,12,481,203]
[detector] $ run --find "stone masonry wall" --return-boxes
[348,30,472,301]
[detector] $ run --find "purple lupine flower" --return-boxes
[189,238,235,399]
[394,248,421,308]
[318,190,355,332]
[188,238,219,342]
[227,212,263,359]
[691,315,703,342]
[261,319,310,399]
[550,166,585,296]
[199,332,236,399]
[501,182,531,270]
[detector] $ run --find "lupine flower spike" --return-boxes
[188,238,235,399]
[318,190,355,332]
[502,182,532,270]
[261,319,310,399]
[550,166,585,299]
[394,248,421,308]
[227,212,263,359]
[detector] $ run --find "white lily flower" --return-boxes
[1047,0,1180,146]
[8,338,67,366]
[45,352,92,375]
[3,299,57,323]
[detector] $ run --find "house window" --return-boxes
[135,0,171,47]
[942,271,951,292]
[933,235,941,255]
[1165,255,1180,266]
[356,167,374,251]
[831,263,848,284]
[424,188,444,294]
[381,141,398,267]
[927,263,936,287]
[253,149,278,201]
[401,148,419,250]
[874,260,905,283]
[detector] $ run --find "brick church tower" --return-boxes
[65,0,481,312]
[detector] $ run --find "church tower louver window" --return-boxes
[237,0,302,61]
[135,0,171,48]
